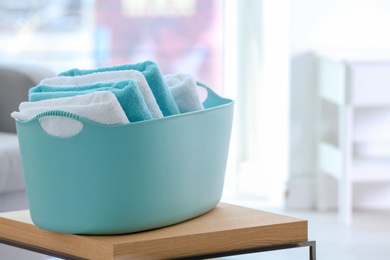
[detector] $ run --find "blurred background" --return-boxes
[2,0,390,222]
[1,0,390,259]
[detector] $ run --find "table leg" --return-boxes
[309,240,317,260]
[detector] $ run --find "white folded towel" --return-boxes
[40,70,163,119]
[11,91,129,137]
[164,73,204,113]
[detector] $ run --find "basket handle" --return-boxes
[196,82,232,108]
[31,110,86,138]
[34,110,82,120]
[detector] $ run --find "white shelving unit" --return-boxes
[316,51,390,224]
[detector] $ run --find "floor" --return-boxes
[1,203,390,260]
[223,205,390,259]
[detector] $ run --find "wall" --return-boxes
[287,0,390,209]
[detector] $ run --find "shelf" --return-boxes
[319,141,390,182]
[317,52,390,224]
[352,159,390,182]
[353,107,390,142]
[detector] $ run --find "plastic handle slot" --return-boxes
[35,110,84,138]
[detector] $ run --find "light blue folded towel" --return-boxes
[29,80,152,122]
[40,70,163,119]
[164,73,204,113]
[59,60,180,117]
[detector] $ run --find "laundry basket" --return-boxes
[15,84,234,235]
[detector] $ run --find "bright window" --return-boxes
[0,0,224,93]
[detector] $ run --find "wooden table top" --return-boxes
[0,203,308,260]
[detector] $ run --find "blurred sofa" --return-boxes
[0,62,55,212]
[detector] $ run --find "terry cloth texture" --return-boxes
[11,91,130,137]
[164,73,204,113]
[29,79,152,122]
[40,70,163,119]
[59,60,180,116]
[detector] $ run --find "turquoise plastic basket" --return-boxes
[15,84,234,235]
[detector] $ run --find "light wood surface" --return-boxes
[0,203,308,260]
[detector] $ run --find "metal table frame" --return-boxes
[1,238,316,260]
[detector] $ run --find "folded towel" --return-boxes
[29,80,152,122]
[164,73,204,113]
[11,91,130,137]
[40,70,163,119]
[59,60,180,117]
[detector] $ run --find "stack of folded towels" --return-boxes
[11,60,205,137]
